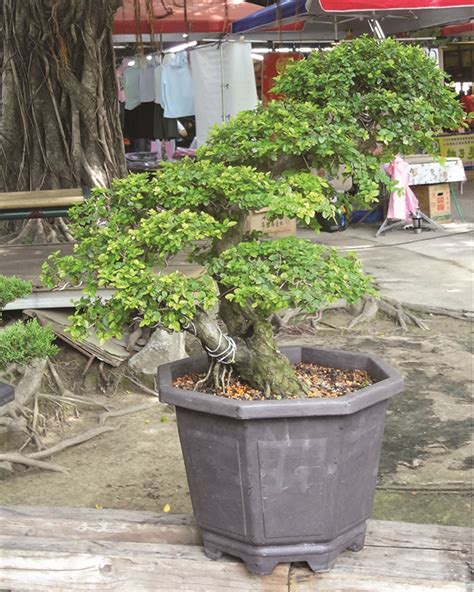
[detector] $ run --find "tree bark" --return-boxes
[0,0,126,194]
[193,309,308,399]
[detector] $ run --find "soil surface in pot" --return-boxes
[173,362,374,401]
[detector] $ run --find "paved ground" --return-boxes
[300,181,473,314]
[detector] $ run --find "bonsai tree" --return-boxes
[42,38,462,400]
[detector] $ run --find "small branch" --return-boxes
[124,373,160,398]
[98,401,159,425]
[38,392,114,411]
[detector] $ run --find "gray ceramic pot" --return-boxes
[0,382,14,407]
[158,346,404,576]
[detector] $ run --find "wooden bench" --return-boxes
[0,188,85,221]
[0,506,471,590]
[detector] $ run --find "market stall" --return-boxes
[230,0,473,39]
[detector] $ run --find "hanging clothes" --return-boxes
[123,63,141,111]
[154,55,163,106]
[153,104,179,141]
[161,52,195,119]
[190,41,258,146]
[139,59,155,103]
[116,58,128,104]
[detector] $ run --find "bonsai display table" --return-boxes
[0,505,470,590]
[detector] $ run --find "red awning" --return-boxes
[441,19,474,35]
[319,0,473,10]
[232,0,473,37]
[113,0,262,35]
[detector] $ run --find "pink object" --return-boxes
[163,140,176,160]
[173,147,197,159]
[116,59,127,103]
[385,155,419,221]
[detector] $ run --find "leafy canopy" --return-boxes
[273,37,463,156]
[42,38,462,343]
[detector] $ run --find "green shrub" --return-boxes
[0,275,58,368]
[0,275,32,311]
[0,319,58,369]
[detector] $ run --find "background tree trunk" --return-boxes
[0,0,126,194]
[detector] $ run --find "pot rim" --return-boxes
[157,345,404,420]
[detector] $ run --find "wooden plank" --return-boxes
[293,545,469,583]
[0,243,74,285]
[0,244,201,293]
[0,535,290,592]
[0,506,200,546]
[289,570,467,592]
[0,188,84,211]
[0,506,471,591]
[366,520,472,553]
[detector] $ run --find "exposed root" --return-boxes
[124,372,160,398]
[98,401,158,425]
[348,296,380,329]
[213,361,222,394]
[273,293,436,336]
[0,452,67,473]
[39,392,114,411]
[28,424,119,460]
[194,359,215,391]
[348,296,429,331]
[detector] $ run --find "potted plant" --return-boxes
[42,37,462,575]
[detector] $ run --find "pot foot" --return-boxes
[242,556,278,576]
[348,532,366,552]
[203,545,224,560]
[306,552,338,573]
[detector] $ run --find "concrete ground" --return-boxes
[300,181,473,313]
[296,181,473,527]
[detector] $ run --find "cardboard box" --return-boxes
[244,208,296,237]
[413,183,451,224]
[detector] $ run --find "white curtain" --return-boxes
[190,41,258,146]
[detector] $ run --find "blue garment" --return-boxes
[161,52,195,118]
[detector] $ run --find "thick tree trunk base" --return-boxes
[1,0,126,196]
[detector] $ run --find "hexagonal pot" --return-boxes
[157,346,404,576]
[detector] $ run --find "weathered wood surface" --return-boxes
[0,506,471,591]
[0,188,84,210]
[0,244,200,287]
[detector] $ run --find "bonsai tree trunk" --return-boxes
[0,0,126,194]
[193,309,308,399]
